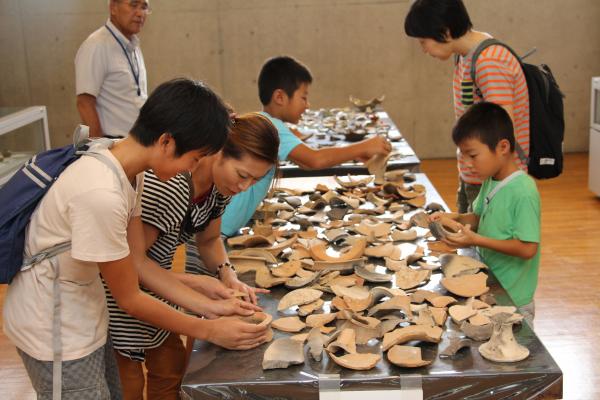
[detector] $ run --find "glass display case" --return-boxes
[0,106,51,186]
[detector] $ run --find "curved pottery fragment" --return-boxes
[365,153,391,185]
[387,345,432,368]
[334,175,373,189]
[272,316,306,333]
[441,272,489,298]
[382,325,443,351]
[262,338,305,370]
[349,94,385,111]
[271,260,302,278]
[326,328,357,354]
[328,352,381,371]
[440,337,472,357]
[367,295,413,319]
[439,254,488,278]
[227,234,274,248]
[479,313,529,362]
[354,264,393,283]
[394,265,431,290]
[309,238,367,262]
[460,320,493,341]
[278,288,323,311]
[307,327,327,361]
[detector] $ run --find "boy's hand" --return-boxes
[442,223,480,248]
[220,266,270,305]
[204,317,270,350]
[357,136,392,162]
[185,275,234,300]
[206,297,262,319]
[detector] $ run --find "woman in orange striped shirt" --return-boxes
[405,0,529,213]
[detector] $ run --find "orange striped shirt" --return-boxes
[453,43,530,184]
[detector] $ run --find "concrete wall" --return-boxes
[1,0,599,157]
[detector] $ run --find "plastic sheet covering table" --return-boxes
[279,110,420,177]
[181,174,562,400]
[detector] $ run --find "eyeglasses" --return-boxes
[119,0,152,15]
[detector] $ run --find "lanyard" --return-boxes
[105,24,141,96]
[482,170,525,216]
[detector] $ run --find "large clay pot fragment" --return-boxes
[262,338,305,370]
[328,352,381,371]
[440,254,487,278]
[309,238,367,262]
[394,265,431,290]
[354,264,393,283]
[441,272,489,298]
[272,316,306,333]
[278,288,323,311]
[478,313,529,362]
[382,325,443,351]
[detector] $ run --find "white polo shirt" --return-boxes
[75,20,148,138]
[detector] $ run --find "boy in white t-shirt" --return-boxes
[3,78,268,398]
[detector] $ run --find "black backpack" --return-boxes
[471,38,565,179]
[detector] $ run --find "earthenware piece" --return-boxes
[391,229,418,242]
[255,266,288,288]
[262,338,305,370]
[382,325,443,351]
[349,94,385,111]
[298,298,325,317]
[387,345,432,368]
[285,270,321,289]
[326,328,357,354]
[328,352,382,371]
[441,272,489,297]
[460,320,493,341]
[227,234,274,248]
[307,328,327,361]
[479,313,529,362]
[439,254,488,278]
[278,288,323,311]
[334,175,373,189]
[309,238,367,262]
[306,313,337,329]
[449,304,478,323]
[439,337,472,357]
[272,316,306,333]
[365,153,391,185]
[330,284,373,312]
[394,265,432,290]
[367,295,413,319]
[354,264,393,283]
[428,295,458,308]
[271,260,302,278]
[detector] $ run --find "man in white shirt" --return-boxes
[75,0,151,138]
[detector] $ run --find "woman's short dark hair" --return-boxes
[452,102,515,152]
[258,56,312,105]
[130,78,230,156]
[405,0,473,43]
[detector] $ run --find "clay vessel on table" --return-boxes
[479,312,529,362]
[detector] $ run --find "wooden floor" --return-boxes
[0,153,598,399]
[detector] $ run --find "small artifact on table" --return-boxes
[271,316,306,333]
[382,325,443,351]
[365,153,391,185]
[387,345,432,368]
[479,312,529,362]
[349,94,385,111]
[278,288,323,311]
[439,254,488,278]
[262,338,305,370]
[439,337,472,357]
[460,320,493,341]
[441,272,489,298]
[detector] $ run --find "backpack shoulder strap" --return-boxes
[483,170,525,214]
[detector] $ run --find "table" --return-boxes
[279,109,420,177]
[181,174,562,400]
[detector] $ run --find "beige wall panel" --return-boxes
[0,14,30,106]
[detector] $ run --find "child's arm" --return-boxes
[442,223,539,259]
[430,211,480,231]
[288,136,391,170]
[192,217,270,305]
[100,255,269,350]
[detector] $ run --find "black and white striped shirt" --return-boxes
[105,170,230,361]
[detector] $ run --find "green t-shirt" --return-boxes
[472,173,541,307]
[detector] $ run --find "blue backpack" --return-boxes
[0,130,115,283]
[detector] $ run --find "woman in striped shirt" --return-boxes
[405,0,530,212]
[107,113,280,400]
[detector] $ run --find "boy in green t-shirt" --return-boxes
[431,102,540,326]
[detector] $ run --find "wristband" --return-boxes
[216,261,235,276]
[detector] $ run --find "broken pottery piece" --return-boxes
[272,316,307,333]
[298,298,325,317]
[384,258,408,272]
[410,290,440,304]
[240,311,273,328]
[430,307,449,326]
[260,236,298,257]
[480,306,518,318]
[271,260,302,278]
[311,258,366,273]
[428,220,460,241]
[354,219,392,237]
[406,195,426,209]
[350,314,381,330]
[367,295,413,319]
[440,337,472,357]
[449,304,478,323]
[290,332,310,343]
[426,240,457,254]
[409,212,430,228]
[387,345,432,368]
[262,338,305,370]
[364,243,395,258]
[391,229,418,242]
[369,286,407,305]
[428,295,458,308]
[330,284,373,312]
[309,238,367,262]
[283,196,302,208]
[366,192,389,207]
[326,328,357,354]
[440,254,488,278]
[466,297,492,310]
[334,175,374,189]
[227,234,274,248]
[354,264,393,283]
[349,94,385,111]
[306,313,337,328]
[479,313,529,362]
[307,328,327,361]
[441,272,489,298]
[415,308,436,327]
[226,256,266,275]
[460,320,493,341]
[394,265,431,290]
[425,202,445,213]
[278,288,323,311]
[229,248,279,263]
[382,325,443,351]
[255,266,288,288]
[324,228,349,244]
[365,153,391,185]
[480,293,497,306]
[469,313,492,326]
[328,352,381,371]
[285,270,321,289]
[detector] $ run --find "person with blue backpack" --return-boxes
[2,78,268,399]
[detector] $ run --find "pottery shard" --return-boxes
[306,313,337,328]
[394,265,431,290]
[367,295,413,319]
[262,338,305,370]
[272,316,307,333]
[285,270,321,289]
[229,248,279,263]
[460,320,493,341]
[406,195,426,209]
[410,290,440,304]
[428,295,458,308]
[439,254,488,278]
[387,345,432,368]
[391,229,418,242]
[330,285,373,312]
[369,286,407,305]
[384,258,408,272]
[255,266,288,288]
[278,288,323,311]
[328,352,381,371]
[354,264,393,283]
[430,307,448,326]
[290,332,310,343]
[271,260,302,278]
[410,212,430,228]
[469,313,492,326]
[478,313,529,362]
[427,241,457,254]
[382,325,443,351]
[307,328,327,361]
[240,312,273,328]
[365,153,391,185]
[309,238,367,262]
[449,304,478,323]
[439,337,472,357]
[227,234,274,248]
[326,328,357,354]
[364,243,395,258]
[298,298,324,317]
[441,272,489,298]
